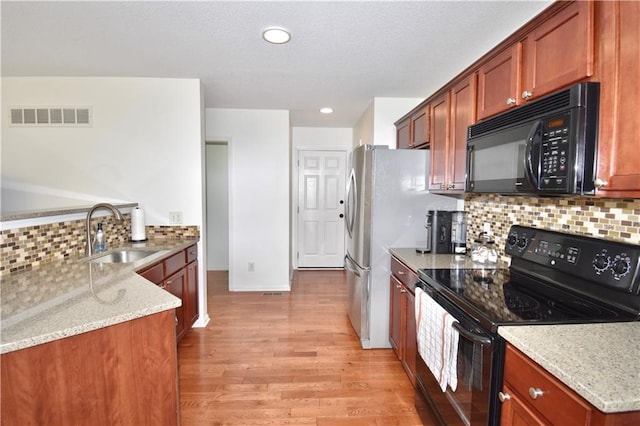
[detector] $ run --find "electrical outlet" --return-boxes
[248,262,255,272]
[169,211,183,224]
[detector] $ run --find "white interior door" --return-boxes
[297,150,346,268]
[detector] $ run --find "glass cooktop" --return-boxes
[417,267,635,329]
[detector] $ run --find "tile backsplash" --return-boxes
[0,214,199,276]
[465,194,640,265]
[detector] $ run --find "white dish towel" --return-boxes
[415,287,460,392]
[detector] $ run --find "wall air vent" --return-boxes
[9,106,92,127]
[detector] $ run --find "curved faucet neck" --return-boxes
[85,203,124,256]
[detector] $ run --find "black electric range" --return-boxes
[414,225,640,426]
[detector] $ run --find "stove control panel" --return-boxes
[506,225,640,294]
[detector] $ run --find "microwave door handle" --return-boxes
[452,321,492,346]
[467,145,475,190]
[525,120,543,189]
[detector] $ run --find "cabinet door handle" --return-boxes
[506,97,516,105]
[521,90,533,100]
[175,315,179,326]
[528,387,544,399]
[498,392,511,402]
[594,178,608,188]
[396,283,402,289]
[400,288,407,293]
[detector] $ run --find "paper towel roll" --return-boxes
[131,207,147,242]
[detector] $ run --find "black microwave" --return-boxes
[466,82,600,195]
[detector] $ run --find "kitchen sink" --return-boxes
[86,249,160,264]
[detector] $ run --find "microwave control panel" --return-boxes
[538,113,571,190]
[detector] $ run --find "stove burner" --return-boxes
[502,287,540,313]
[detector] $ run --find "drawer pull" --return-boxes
[528,387,544,399]
[396,284,402,289]
[498,392,511,402]
[400,288,407,293]
[397,270,406,275]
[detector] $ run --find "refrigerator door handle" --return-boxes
[345,168,357,239]
[344,254,361,277]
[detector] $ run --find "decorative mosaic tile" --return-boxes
[0,214,199,276]
[465,194,640,265]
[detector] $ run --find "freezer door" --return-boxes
[345,145,372,268]
[345,254,370,348]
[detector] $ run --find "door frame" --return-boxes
[292,148,349,270]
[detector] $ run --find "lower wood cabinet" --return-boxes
[389,256,418,387]
[1,310,179,426]
[138,243,199,344]
[500,344,640,426]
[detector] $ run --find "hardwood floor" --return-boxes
[177,270,425,425]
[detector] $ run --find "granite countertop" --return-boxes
[390,247,640,414]
[499,323,640,413]
[389,247,487,271]
[0,238,197,354]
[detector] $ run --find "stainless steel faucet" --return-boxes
[85,203,124,256]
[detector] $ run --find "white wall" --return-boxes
[205,143,229,270]
[353,97,424,148]
[290,127,353,269]
[2,77,204,226]
[1,76,209,325]
[205,108,290,292]
[353,102,375,148]
[373,97,424,147]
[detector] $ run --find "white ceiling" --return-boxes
[1,1,553,128]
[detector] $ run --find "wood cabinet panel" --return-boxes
[503,344,591,426]
[477,44,521,120]
[138,262,164,285]
[595,0,640,197]
[389,276,402,354]
[403,288,416,387]
[1,311,179,426]
[522,1,594,100]
[187,259,199,326]
[165,267,186,341]
[396,118,411,149]
[411,105,429,149]
[429,92,449,191]
[477,1,594,121]
[449,74,477,192]
[389,256,418,387]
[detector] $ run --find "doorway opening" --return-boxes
[205,141,229,280]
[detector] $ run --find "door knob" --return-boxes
[340,200,344,204]
[339,213,344,218]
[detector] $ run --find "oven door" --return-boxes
[415,284,504,426]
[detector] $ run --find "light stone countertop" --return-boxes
[390,247,640,414]
[1,238,197,354]
[499,323,640,413]
[389,247,489,271]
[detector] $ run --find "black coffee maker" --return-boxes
[426,210,453,254]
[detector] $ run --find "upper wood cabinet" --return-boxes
[594,0,640,197]
[395,103,429,149]
[396,118,411,149]
[477,1,594,120]
[429,73,476,193]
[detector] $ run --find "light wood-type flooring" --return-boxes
[177,270,426,425]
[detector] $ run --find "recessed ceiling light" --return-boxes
[262,27,291,44]
[320,107,334,114]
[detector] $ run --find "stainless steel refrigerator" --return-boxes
[344,145,457,349]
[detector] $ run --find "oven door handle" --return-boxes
[452,321,492,347]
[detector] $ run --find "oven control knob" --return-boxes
[517,236,528,249]
[611,255,631,278]
[593,254,610,273]
[507,233,518,247]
